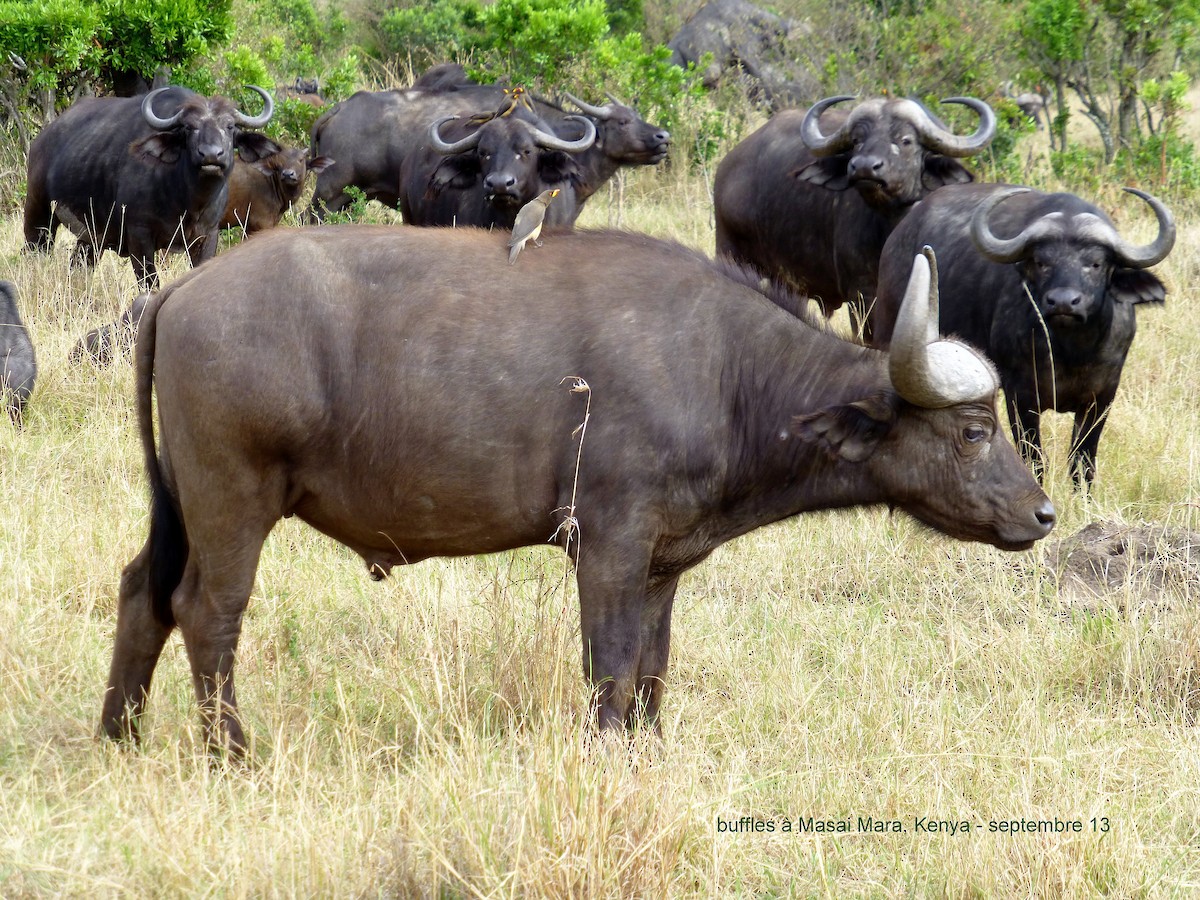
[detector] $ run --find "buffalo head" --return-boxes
[563,91,670,165]
[134,85,278,175]
[796,95,995,209]
[971,186,1175,326]
[429,111,596,207]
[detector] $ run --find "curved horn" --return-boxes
[800,95,857,155]
[889,246,998,408]
[1106,188,1176,268]
[604,90,628,108]
[563,92,613,120]
[430,115,483,154]
[901,96,996,157]
[232,86,274,128]
[530,115,596,153]
[141,87,184,130]
[970,187,1037,263]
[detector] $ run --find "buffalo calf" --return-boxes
[221,147,333,234]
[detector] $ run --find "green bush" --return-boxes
[378,0,487,73]
[1120,132,1200,193]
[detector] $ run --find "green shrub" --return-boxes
[378,0,487,73]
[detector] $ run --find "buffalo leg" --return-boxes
[171,524,272,758]
[99,541,175,743]
[130,255,159,293]
[1005,392,1045,482]
[1068,395,1113,488]
[70,239,97,271]
[22,184,57,252]
[187,230,218,269]
[576,547,654,731]
[128,231,160,291]
[626,573,680,733]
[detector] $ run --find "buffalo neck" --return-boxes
[720,315,894,535]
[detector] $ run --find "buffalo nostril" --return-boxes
[1035,500,1056,531]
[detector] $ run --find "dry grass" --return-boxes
[2,131,1199,897]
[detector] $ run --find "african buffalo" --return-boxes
[24,86,277,290]
[308,75,667,224]
[307,83,508,217]
[220,146,333,234]
[1,281,36,426]
[714,95,996,337]
[553,92,670,216]
[398,106,596,228]
[667,0,819,109]
[279,76,325,108]
[100,228,1054,755]
[871,183,1175,486]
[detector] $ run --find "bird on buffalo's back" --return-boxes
[508,188,560,264]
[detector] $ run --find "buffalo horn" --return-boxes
[141,87,184,130]
[889,246,997,409]
[531,115,597,153]
[799,95,857,154]
[232,86,274,128]
[563,92,613,120]
[1099,188,1176,268]
[969,187,1038,263]
[907,96,996,157]
[431,115,483,154]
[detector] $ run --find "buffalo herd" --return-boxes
[5,62,1182,747]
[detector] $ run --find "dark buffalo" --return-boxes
[71,293,151,367]
[552,92,670,217]
[1,281,36,426]
[308,76,668,224]
[667,0,819,109]
[279,76,325,108]
[871,183,1175,486]
[221,146,333,234]
[100,228,1054,755]
[398,106,596,228]
[24,86,277,290]
[307,84,505,217]
[714,95,996,336]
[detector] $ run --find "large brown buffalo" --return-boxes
[713,95,995,337]
[100,230,1054,755]
[24,86,277,290]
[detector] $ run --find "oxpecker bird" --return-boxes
[508,188,560,264]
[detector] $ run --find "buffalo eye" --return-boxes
[964,424,988,444]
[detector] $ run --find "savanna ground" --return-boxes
[1,93,1200,897]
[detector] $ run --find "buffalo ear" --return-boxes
[1111,268,1166,306]
[131,134,182,165]
[793,157,850,191]
[307,154,335,174]
[235,132,283,163]
[428,156,479,194]
[537,150,578,186]
[794,393,898,463]
[922,155,974,190]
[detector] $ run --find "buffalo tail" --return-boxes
[135,288,188,628]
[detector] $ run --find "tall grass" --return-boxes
[1,126,1199,896]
